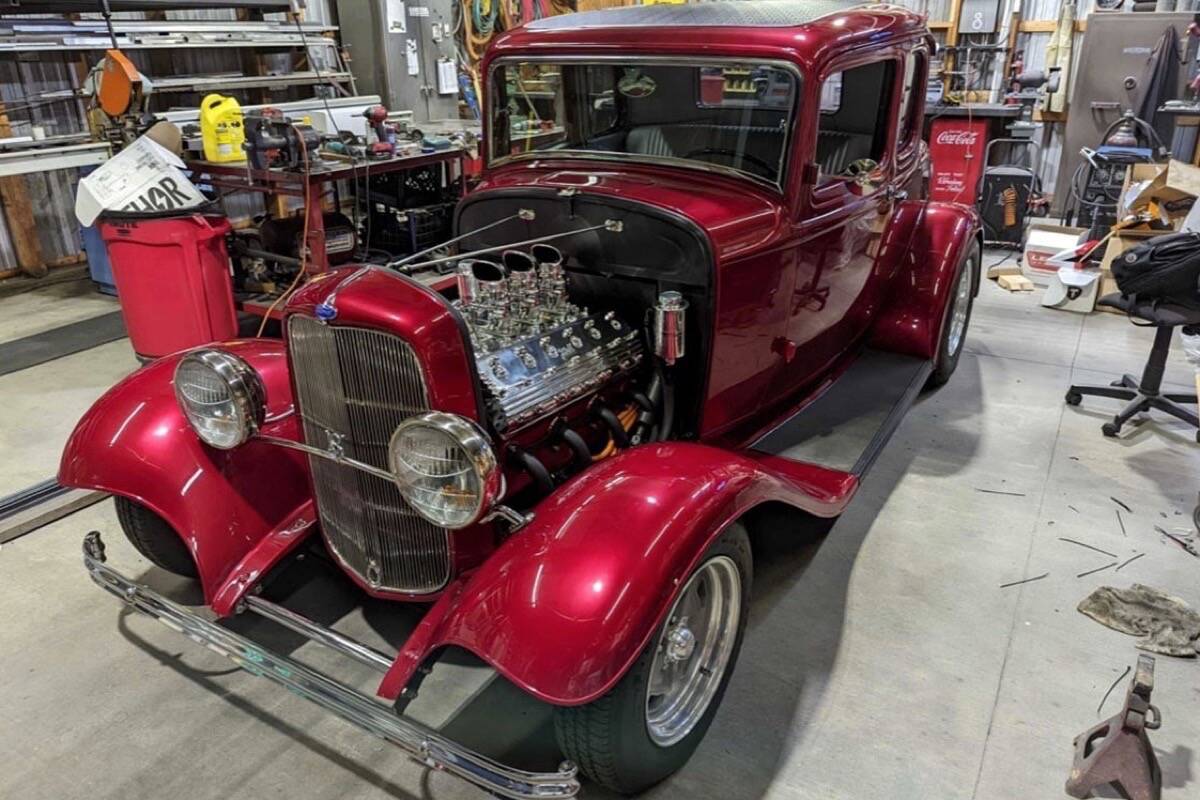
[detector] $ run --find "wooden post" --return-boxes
[0,104,46,278]
[943,0,964,98]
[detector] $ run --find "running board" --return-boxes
[751,350,932,477]
[0,478,107,544]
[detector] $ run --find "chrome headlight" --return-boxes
[173,350,265,450]
[388,412,502,529]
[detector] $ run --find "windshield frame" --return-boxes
[485,54,802,193]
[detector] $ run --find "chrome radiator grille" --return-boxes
[287,315,451,594]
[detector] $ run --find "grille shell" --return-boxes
[287,315,452,595]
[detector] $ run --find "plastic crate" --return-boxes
[368,202,453,256]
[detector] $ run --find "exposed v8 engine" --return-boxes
[455,245,643,431]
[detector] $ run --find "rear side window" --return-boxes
[815,60,897,183]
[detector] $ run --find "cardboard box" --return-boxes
[1120,159,1200,226]
[1022,223,1087,286]
[1098,228,1162,274]
[1097,271,1122,313]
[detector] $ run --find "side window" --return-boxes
[815,60,897,183]
[898,52,926,149]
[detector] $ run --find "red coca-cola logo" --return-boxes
[935,130,979,146]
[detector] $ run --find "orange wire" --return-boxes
[592,405,639,461]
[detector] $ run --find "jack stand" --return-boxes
[1066,654,1162,800]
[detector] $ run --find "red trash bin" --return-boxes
[99,213,238,360]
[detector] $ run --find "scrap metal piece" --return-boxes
[1066,654,1162,800]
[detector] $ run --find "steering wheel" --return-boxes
[681,147,776,179]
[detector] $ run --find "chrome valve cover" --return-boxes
[477,311,642,430]
[455,247,643,430]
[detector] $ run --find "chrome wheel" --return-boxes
[946,257,973,357]
[645,555,742,747]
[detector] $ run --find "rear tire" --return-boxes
[928,244,978,388]
[114,497,198,578]
[554,523,752,794]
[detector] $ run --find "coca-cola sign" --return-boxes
[928,118,988,205]
[934,129,979,147]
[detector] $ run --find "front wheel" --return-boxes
[114,496,198,578]
[927,244,978,387]
[554,523,752,794]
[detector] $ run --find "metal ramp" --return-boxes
[751,349,932,476]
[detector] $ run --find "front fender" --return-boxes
[377,442,856,706]
[872,200,982,360]
[58,339,311,603]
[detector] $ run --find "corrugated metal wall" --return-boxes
[0,0,333,273]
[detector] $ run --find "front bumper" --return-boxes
[82,532,579,800]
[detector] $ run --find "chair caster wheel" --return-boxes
[1102,422,1120,437]
[1065,390,1082,406]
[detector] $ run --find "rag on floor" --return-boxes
[1078,583,1200,657]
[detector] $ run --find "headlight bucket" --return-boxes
[173,349,266,450]
[388,412,503,529]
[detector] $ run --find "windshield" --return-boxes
[488,60,798,188]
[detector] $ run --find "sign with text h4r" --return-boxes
[75,132,206,226]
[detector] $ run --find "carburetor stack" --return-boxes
[454,245,643,431]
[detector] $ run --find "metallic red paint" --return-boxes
[210,500,317,617]
[58,340,312,603]
[65,6,982,721]
[869,201,983,361]
[377,442,858,705]
[472,13,941,437]
[286,267,481,421]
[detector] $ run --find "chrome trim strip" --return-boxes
[82,532,580,800]
[242,595,395,674]
[485,54,802,193]
[256,434,397,484]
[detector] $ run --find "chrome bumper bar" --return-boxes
[82,532,579,800]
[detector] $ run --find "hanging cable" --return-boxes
[256,125,313,337]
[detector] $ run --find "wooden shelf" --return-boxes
[1017,19,1087,33]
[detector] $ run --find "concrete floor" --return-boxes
[2,263,1199,800]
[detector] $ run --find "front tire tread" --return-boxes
[115,497,198,578]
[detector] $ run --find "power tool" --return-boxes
[243,110,320,170]
[362,105,397,157]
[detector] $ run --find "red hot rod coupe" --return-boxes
[62,2,980,797]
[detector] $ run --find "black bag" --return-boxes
[1110,231,1200,308]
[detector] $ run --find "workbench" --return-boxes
[185,147,466,274]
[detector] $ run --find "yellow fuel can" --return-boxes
[199,94,246,163]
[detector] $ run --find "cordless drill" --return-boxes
[362,105,396,157]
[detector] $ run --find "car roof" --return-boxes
[525,0,869,31]
[490,3,930,70]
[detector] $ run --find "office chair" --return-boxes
[1066,294,1200,442]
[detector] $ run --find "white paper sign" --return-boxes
[437,59,458,95]
[409,5,429,16]
[386,0,407,33]
[74,135,205,226]
[406,39,419,76]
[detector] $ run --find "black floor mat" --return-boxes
[0,311,127,377]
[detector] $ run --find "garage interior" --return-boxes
[1,1,1199,800]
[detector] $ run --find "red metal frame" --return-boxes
[187,150,465,315]
[62,7,981,710]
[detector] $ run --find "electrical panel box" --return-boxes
[957,0,1000,35]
